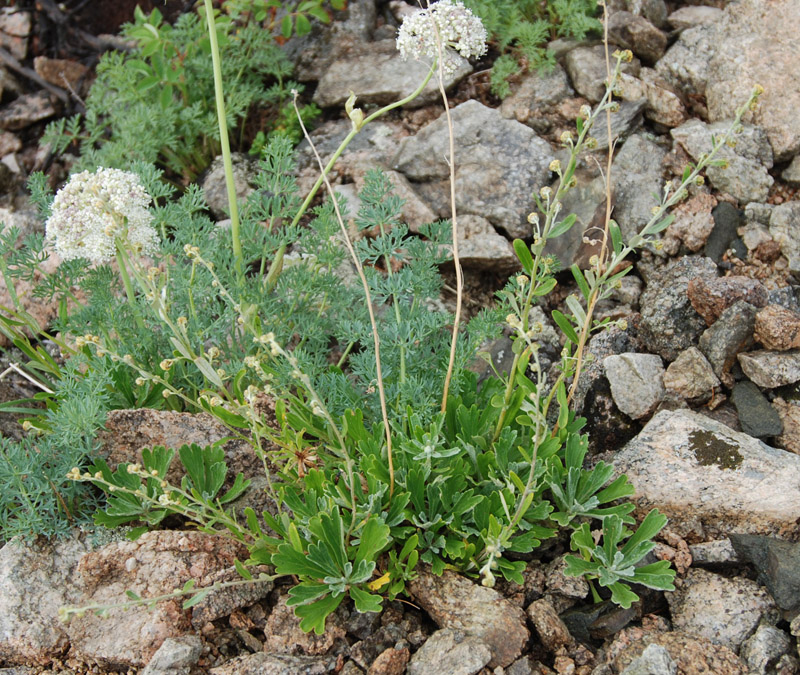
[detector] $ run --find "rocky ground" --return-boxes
[0,0,799,673]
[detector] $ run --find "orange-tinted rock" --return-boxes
[754,304,800,350]
[687,275,768,325]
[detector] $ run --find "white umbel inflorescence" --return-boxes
[46,168,159,263]
[396,0,487,76]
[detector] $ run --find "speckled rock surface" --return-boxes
[603,353,665,420]
[611,409,800,540]
[406,628,491,675]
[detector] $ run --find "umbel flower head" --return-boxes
[396,0,487,76]
[46,167,159,263]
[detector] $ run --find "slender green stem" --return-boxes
[115,247,145,332]
[203,0,244,283]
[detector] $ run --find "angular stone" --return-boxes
[782,155,800,185]
[264,590,346,656]
[773,398,800,455]
[452,214,518,272]
[754,305,800,350]
[209,653,337,675]
[731,380,783,438]
[619,644,676,675]
[0,92,57,131]
[608,11,667,64]
[705,201,744,266]
[738,350,800,389]
[0,534,93,666]
[661,193,716,255]
[688,539,740,566]
[406,629,491,675]
[663,347,720,403]
[740,625,792,673]
[67,531,255,668]
[526,599,572,653]
[688,276,768,326]
[592,99,646,151]
[564,45,640,103]
[671,119,773,203]
[639,256,718,361]
[407,569,529,668]
[0,130,21,157]
[706,0,800,160]
[729,534,800,615]
[768,202,800,275]
[393,100,554,239]
[611,409,800,539]
[33,56,90,93]
[611,133,666,240]
[499,65,573,125]
[368,646,410,675]
[0,7,30,60]
[617,69,687,128]
[141,636,203,675]
[655,23,718,97]
[314,40,471,109]
[698,300,757,380]
[667,569,775,651]
[603,353,665,420]
[199,153,257,220]
[667,6,723,31]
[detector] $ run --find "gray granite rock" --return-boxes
[688,539,740,566]
[406,629,491,675]
[407,568,529,668]
[667,569,776,651]
[663,347,720,403]
[603,353,665,419]
[0,92,56,131]
[209,653,337,675]
[142,636,203,675]
[526,599,572,653]
[667,6,723,31]
[738,350,800,389]
[782,155,800,185]
[393,100,554,239]
[499,64,574,125]
[729,534,800,615]
[564,45,640,103]
[611,409,800,539]
[768,202,800,275]
[619,644,676,675]
[731,380,783,439]
[314,39,471,109]
[671,119,773,204]
[592,99,646,151]
[655,22,719,97]
[661,192,716,255]
[612,133,667,240]
[617,69,687,128]
[638,256,718,361]
[607,11,667,64]
[705,201,744,266]
[698,301,757,381]
[454,214,518,272]
[200,153,258,220]
[740,625,792,674]
[705,0,800,160]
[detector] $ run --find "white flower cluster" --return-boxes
[46,168,159,263]
[396,0,487,76]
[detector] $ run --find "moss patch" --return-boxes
[689,429,743,470]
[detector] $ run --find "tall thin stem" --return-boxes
[203,0,244,283]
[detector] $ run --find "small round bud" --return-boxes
[580,104,592,120]
[549,159,561,173]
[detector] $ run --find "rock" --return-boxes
[0,92,57,131]
[663,347,720,403]
[698,300,757,381]
[0,131,21,157]
[544,177,607,269]
[603,353,665,420]
[367,646,410,675]
[740,625,792,674]
[618,644,676,675]
[705,0,800,160]
[0,534,93,666]
[564,45,640,103]
[655,22,718,98]
[667,6,724,31]
[526,599,573,652]
[545,556,589,600]
[617,69,687,128]
[730,380,783,439]
[406,628,491,675]
[607,11,667,64]
[782,155,800,185]
[638,256,718,361]
[688,538,740,566]
[611,629,746,674]
[768,202,800,275]
[199,153,258,220]
[499,65,574,125]
[611,133,667,240]
[393,100,554,240]
[688,276,768,326]
[738,350,800,389]
[33,57,90,94]
[661,193,716,255]
[209,653,338,675]
[705,201,744,266]
[773,398,800,455]
[0,7,30,60]
[667,568,776,651]
[671,119,773,204]
[141,636,203,675]
[611,409,800,539]
[67,531,260,668]
[314,40,471,110]
[729,534,800,615]
[453,214,518,272]
[754,304,800,350]
[264,590,346,656]
[407,569,529,668]
[592,99,646,151]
